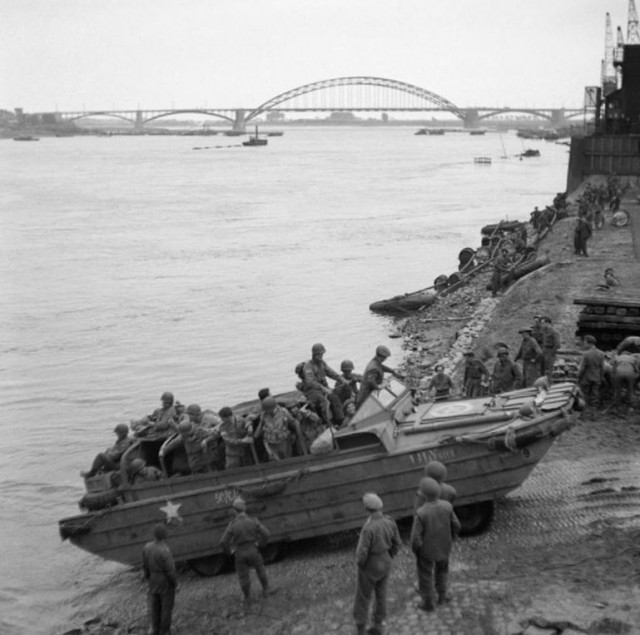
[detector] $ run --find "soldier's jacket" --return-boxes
[542,327,561,352]
[578,347,605,383]
[220,512,270,553]
[414,482,457,510]
[463,358,488,382]
[491,358,522,392]
[410,499,461,562]
[515,338,542,364]
[163,426,217,473]
[355,511,401,569]
[142,540,176,594]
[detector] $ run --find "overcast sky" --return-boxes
[1,0,632,112]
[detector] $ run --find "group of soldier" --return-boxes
[81,344,403,484]
[141,459,460,635]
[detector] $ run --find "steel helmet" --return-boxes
[113,423,129,435]
[340,359,354,372]
[424,460,447,482]
[376,345,391,358]
[186,404,202,417]
[311,343,326,355]
[161,391,174,404]
[519,399,536,417]
[178,420,193,434]
[130,458,145,473]
[419,477,441,500]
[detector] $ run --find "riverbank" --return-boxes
[56,183,640,635]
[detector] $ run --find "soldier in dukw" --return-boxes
[220,497,277,606]
[353,493,401,635]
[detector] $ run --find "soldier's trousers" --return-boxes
[235,546,268,596]
[522,361,540,387]
[148,589,174,635]
[416,557,449,607]
[353,560,390,627]
[464,380,483,398]
[543,350,556,379]
[580,380,601,407]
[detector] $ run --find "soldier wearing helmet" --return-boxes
[301,343,346,427]
[333,359,363,405]
[159,419,220,475]
[130,391,178,435]
[490,348,522,393]
[578,335,605,409]
[129,458,163,485]
[515,327,542,387]
[356,345,403,408]
[425,364,453,401]
[410,477,461,612]
[414,461,457,510]
[80,423,135,478]
[462,350,489,398]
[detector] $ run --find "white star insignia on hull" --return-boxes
[159,500,183,524]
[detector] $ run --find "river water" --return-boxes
[0,126,569,634]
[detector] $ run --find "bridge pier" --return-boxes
[462,108,480,129]
[550,108,566,128]
[233,109,246,132]
[134,110,145,133]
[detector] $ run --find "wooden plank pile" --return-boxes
[573,294,640,349]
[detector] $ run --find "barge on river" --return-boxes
[59,379,579,575]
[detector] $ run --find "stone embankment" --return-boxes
[58,181,640,635]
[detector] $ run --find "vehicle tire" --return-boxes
[79,489,119,511]
[189,554,229,577]
[260,541,285,564]
[455,501,494,536]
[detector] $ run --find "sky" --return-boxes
[0,0,633,113]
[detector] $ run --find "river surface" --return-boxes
[0,126,569,634]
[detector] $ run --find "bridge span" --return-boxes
[23,77,582,131]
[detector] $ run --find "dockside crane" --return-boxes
[602,12,617,96]
[627,0,640,43]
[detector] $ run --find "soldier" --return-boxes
[491,248,512,297]
[462,351,489,398]
[333,360,362,404]
[159,420,219,475]
[541,316,561,381]
[414,461,457,510]
[142,523,177,635]
[357,346,403,407]
[616,336,640,355]
[353,493,401,635]
[302,343,346,427]
[218,407,254,469]
[604,268,620,288]
[129,458,163,485]
[612,352,640,406]
[131,392,178,435]
[490,348,522,393]
[254,396,299,460]
[577,335,605,409]
[425,365,454,401]
[220,497,277,605]
[515,327,542,387]
[411,478,461,612]
[574,213,592,257]
[186,404,203,425]
[80,423,135,478]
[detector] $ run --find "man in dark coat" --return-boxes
[490,348,522,393]
[220,497,276,604]
[515,327,542,387]
[411,478,461,612]
[142,524,177,635]
[541,316,561,381]
[491,248,512,297]
[574,213,592,256]
[462,351,489,398]
[578,335,605,408]
[353,493,401,635]
[302,343,345,426]
[356,346,402,407]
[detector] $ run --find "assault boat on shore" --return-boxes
[58,379,579,575]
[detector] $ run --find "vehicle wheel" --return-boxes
[79,489,119,511]
[260,542,285,564]
[456,501,494,536]
[189,554,229,577]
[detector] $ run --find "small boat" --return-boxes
[242,126,267,147]
[13,135,39,141]
[520,148,541,158]
[414,128,427,135]
[427,128,445,135]
[473,156,492,164]
[267,131,284,137]
[469,130,486,136]
[58,379,580,575]
[369,288,438,314]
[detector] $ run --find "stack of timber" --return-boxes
[573,293,640,349]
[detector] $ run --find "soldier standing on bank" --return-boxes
[541,316,561,381]
[353,493,401,635]
[142,524,177,635]
[490,348,522,393]
[578,335,606,409]
[514,327,542,387]
[220,497,277,606]
[462,351,489,398]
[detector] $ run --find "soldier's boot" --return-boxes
[241,583,251,606]
[355,624,366,635]
[367,625,384,635]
